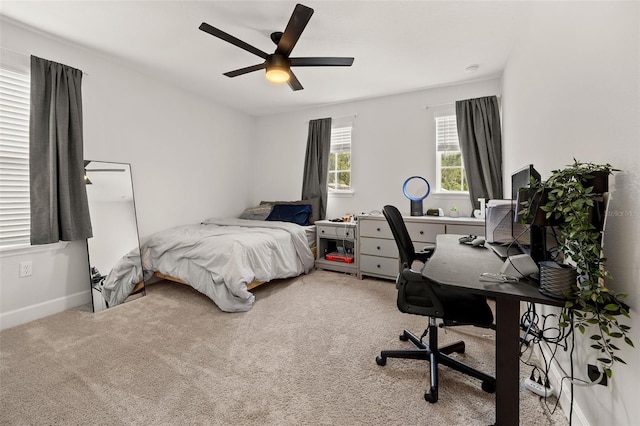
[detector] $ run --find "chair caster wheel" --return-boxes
[424,387,438,403]
[375,355,386,366]
[481,380,496,393]
[399,333,408,341]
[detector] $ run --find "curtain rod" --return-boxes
[1,47,90,76]
[305,113,357,124]
[425,95,501,109]
[1,46,30,57]
[333,113,357,121]
[424,102,454,110]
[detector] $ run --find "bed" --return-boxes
[101,201,318,312]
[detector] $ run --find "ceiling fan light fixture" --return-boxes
[265,54,290,84]
[265,66,290,84]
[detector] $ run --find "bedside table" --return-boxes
[314,220,357,275]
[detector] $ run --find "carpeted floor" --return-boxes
[0,270,568,425]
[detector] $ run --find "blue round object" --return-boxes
[403,176,431,201]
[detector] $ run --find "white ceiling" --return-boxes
[0,1,529,116]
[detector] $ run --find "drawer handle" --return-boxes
[420,231,424,235]
[376,227,381,232]
[345,232,350,236]
[321,230,325,234]
[377,264,381,268]
[377,246,381,250]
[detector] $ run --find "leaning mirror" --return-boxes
[85,161,145,312]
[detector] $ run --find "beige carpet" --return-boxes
[0,270,567,425]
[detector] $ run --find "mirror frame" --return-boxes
[84,160,144,312]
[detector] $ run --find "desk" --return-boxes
[422,234,564,426]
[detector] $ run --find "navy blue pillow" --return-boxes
[266,204,312,226]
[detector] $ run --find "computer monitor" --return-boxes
[510,164,549,263]
[511,164,541,199]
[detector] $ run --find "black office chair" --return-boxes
[375,205,496,403]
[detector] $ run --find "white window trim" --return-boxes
[328,189,354,198]
[434,112,468,195]
[328,120,353,194]
[0,241,70,258]
[0,65,31,248]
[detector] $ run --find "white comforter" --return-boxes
[136,218,314,312]
[101,246,148,308]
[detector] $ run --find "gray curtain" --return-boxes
[455,96,503,210]
[301,118,332,220]
[29,55,92,244]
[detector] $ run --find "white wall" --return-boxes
[252,79,501,220]
[0,19,254,329]
[502,2,639,425]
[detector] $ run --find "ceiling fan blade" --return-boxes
[275,4,314,57]
[224,63,267,78]
[290,57,354,67]
[287,69,304,91]
[199,22,269,59]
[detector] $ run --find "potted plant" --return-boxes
[449,205,459,218]
[519,159,632,379]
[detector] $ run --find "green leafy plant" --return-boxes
[519,160,632,378]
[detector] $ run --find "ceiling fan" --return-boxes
[199,3,354,91]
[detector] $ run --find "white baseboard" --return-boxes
[537,344,590,426]
[0,290,91,331]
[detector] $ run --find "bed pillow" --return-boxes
[239,204,273,221]
[260,198,319,224]
[266,204,313,226]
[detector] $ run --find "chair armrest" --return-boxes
[415,244,435,263]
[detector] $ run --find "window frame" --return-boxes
[0,65,31,250]
[434,113,468,194]
[328,122,353,195]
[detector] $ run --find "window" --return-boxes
[0,67,31,248]
[435,115,468,193]
[328,124,352,192]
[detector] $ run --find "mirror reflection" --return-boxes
[85,161,145,312]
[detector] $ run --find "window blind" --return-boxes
[0,68,31,247]
[331,126,351,153]
[436,115,459,152]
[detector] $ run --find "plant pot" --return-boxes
[539,261,576,299]
[516,188,560,226]
[582,170,609,194]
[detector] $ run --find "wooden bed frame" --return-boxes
[144,246,315,294]
[152,271,266,290]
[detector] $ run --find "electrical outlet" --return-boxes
[588,364,608,386]
[19,261,33,277]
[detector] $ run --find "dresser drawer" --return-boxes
[405,222,445,243]
[359,219,392,239]
[360,237,398,257]
[446,223,485,236]
[360,254,399,278]
[317,224,355,240]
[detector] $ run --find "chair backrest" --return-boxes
[382,205,416,269]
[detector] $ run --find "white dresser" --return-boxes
[357,214,484,280]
